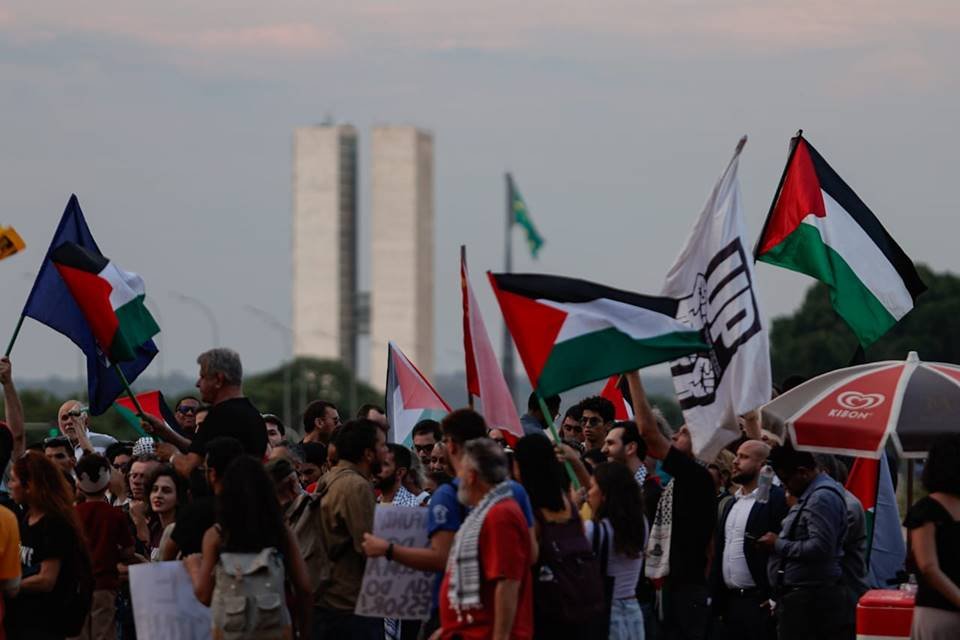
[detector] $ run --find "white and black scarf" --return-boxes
[445,481,513,618]
[644,479,674,580]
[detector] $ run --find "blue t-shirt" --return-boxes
[426,479,534,610]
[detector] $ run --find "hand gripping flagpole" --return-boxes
[536,393,581,491]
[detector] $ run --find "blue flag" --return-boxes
[20,195,157,415]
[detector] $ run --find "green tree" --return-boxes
[770,265,960,383]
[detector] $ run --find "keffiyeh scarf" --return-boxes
[445,481,514,618]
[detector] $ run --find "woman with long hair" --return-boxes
[7,450,92,640]
[143,465,189,561]
[588,462,646,640]
[904,433,960,639]
[184,455,311,639]
[514,435,602,640]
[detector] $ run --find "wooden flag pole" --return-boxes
[4,315,25,357]
[536,393,581,490]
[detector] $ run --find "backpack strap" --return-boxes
[774,484,846,594]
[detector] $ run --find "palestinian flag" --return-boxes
[488,273,707,397]
[51,241,160,362]
[600,374,634,421]
[385,342,451,445]
[755,134,925,347]
[114,390,179,437]
[845,456,906,587]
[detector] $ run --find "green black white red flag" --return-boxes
[488,272,706,397]
[755,133,925,347]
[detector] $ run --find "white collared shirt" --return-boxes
[722,487,758,589]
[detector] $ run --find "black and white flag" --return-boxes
[661,137,771,460]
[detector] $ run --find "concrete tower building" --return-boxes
[369,126,435,387]
[291,124,358,370]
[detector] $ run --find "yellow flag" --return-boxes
[0,226,25,261]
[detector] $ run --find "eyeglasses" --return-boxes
[580,416,604,427]
[177,405,198,415]
[413,444,434,454]
[60,407,87,420]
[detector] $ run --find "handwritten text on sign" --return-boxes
[355,505,433,620]
[130,561,212,640]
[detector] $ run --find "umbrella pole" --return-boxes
[906,460,915,510]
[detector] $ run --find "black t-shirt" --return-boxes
[662,446,717,585]
[8,514,80,634]
[170,496,216,557]
[187,397,267,458]
[904,495,960,612]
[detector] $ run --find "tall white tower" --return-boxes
[369,126,435,387]
[291,125,358,370]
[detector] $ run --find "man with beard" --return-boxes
[602,420,649,486]
[377,443,420,507]
[709,440,787,640]
[438,438,533,639]
[312,419,387,639]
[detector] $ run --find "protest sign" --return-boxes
[355,505,434,620]
[130,561,211,640]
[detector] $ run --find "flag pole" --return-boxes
[461,245,475,410]
[4,315,25,357]
[753,129,804,260]
[113,364,145,417]
[536,393,581,490]
[502,174,516,402]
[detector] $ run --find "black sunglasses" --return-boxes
[177,405,198,415]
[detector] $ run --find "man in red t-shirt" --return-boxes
[439,439,532,640]
[75,453,138,640]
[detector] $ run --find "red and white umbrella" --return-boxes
[761,352,960,459]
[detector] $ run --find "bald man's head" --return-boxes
[732,439,770,485]
[57,399,89,444]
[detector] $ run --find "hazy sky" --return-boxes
[2,1,958,386]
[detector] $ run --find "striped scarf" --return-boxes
[446,481,513,618]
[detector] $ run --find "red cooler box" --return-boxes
[856,589,915,639]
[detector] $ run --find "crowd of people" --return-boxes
[0,349,958,640]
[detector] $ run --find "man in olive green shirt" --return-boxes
[312,419,387,640]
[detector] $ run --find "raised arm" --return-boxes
[0,357,25,459]
[140,413,192,452]
[625,370,670,459]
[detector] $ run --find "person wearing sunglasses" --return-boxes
[174,396,201,435]
[57,399,118,460]
[578,396,616,453]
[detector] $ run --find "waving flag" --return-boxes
[488,272,706,397]
[755,133,925,347]
[385,342,451,445]
[0,226,25,262]
[115,390,180,436]
[19,196,158,415]
[461,248,522,438]
[846,456,906,587]
[600,375,634,421]
[508,174,544,258]
[662,137,771,460]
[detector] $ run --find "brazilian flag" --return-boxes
[508,174,544,258]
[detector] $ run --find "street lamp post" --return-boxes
[169,292,220,348]
[243,305,293,429]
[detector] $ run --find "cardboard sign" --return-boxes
[355,505,434,620]
[130,561,212,640]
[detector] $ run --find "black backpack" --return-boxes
[532,506,607,625]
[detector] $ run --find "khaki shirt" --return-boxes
[313,461,376,610]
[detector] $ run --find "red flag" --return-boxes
[461,248,523,439]
[600,375,634,421]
